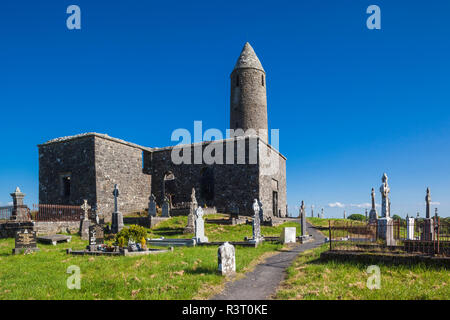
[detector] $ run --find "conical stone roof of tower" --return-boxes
[233,42,265,72]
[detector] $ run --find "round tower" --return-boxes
[230,42,268,143]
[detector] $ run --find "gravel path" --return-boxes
[211,222,326,300]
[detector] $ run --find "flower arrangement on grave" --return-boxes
[117,236,126,249]
[105,240,115,252]
[115,225,147,244]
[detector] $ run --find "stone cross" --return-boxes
[406,214,415,240]
[425,187,431,219]
[251,199,262,243]
[218,242,236,276]
[368,188,378,223]
[184,188,197,234]
[162,196,170,217]
[379,173,390,218]
[113,184,120,213]
[321,208,324,219]
[194,207,208,243]
[81,200,91,221]
[311,205,314,218]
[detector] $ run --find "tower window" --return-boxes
[60,173,71,197]
[236,75,239,87]
[262,75,265,87]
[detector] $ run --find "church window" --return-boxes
[262,75,265,87]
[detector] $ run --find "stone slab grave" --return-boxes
[280,227,296,244]
[13,229,40,254]
[218,242,236,276]
[147,237,196,247]
[67,248,171,256]
[37,234,72,246]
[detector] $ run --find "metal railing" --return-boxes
[328,218,449,257]
[33,204,84,222]
[0,206,13,220]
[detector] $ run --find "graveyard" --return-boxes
[0,213,303,300]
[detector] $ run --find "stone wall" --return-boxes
[94,137,151,221]
[148,137,264,217]
[33,221,80,235]
[258,140,287,218]
[38,135,97,207]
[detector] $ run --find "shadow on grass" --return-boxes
[184,267,218,275]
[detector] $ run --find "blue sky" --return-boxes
[0,1,449,217]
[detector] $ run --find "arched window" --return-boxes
[200,167,214,201]
[262,75,265,87]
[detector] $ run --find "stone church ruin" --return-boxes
[38,43,287,222]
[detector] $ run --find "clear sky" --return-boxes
[1,1,449,218]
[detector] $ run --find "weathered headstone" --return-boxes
[218,242,236,276]
[89,224,104,246]
[369,187,379,223]
[161,196,170,217]
[194,207,208,243]
[80,199,91,240]
[250,199,263,244]
[380,173,390,218]
[406,214,415,240]
[299,200,307,236]
[13,229,39,254]
[377,173,394,243]
[10,187,29,221]
[148,193,157,217]
[281,227,296,244]
[111,185,124,234]
[184,188,197,234]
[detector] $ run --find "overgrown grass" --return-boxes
[0,215,296,300]
[275,245,449,300]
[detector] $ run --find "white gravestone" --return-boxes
[281,227,296,244]
[194,207,208,243]
[406,215,415,240]
[218,242,236,276]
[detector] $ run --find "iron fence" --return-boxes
[33,204,85,222]
[0,206,13,220]
[328,218,450,257]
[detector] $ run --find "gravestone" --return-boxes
[13,229,39,254]
[406,215,415,240]
[218,242,236,276]
[299,201,307,236]
[184,188,197,234]
[10,187,29,221]
[320,208,324,219]
[281,227,296,244]
[250,199,263,244]
[148,193,157,217]
[421,188,434,241]
[111,185,124,234]
[368,188,378,223]
[194,207,208,243]
[80,200,91,240]
[89,224,104,246]
[161,196,170,217]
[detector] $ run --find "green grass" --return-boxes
[275,245,450,300]
[0,215,295,300]
[147,214,304,241]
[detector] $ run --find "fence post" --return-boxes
[329,220,332,251]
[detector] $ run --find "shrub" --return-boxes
[347,214,366,221]
[115,225,147,243]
